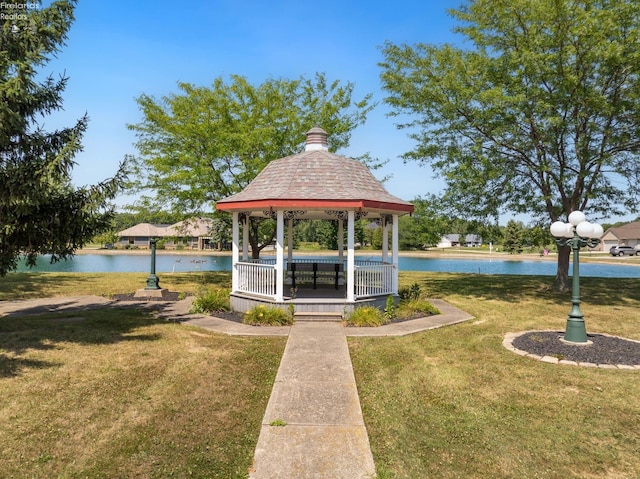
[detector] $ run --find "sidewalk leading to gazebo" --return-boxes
[249,320,376,479]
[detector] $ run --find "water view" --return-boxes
[13,253,640,278]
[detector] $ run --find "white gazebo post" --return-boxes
[232,212,239,292]
[285,217,294,285]
[287,217,294,264]
[337,218,344,284]
[275,210,284,302]
[382,216,389,263]
[242,214,249,261]
[347,210,355,302]
[392,214,399,294]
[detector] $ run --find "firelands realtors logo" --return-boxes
[1,2,39,21]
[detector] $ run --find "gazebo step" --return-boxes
[294,311,343,322]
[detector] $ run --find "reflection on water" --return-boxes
[13,253,640,278]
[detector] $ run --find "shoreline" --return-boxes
[75,248,640,267]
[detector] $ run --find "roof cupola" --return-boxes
[304,126,329,151]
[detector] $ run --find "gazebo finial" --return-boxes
[305,126,329,152]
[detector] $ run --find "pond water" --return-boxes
[12,253,640,278]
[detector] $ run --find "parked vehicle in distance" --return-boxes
[609,245,640,256]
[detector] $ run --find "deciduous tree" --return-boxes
[380,0,640,290]
[127,73,375,257]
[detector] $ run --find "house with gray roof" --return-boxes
[117,218,214,249]
[600,221,640,251]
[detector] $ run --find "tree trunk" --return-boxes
[551,244,571,291]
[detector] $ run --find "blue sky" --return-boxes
[40,0,462,211]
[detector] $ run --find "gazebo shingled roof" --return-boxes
[216,128,413,217]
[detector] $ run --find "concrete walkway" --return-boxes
[250,320,376,478]
[0,295,473,478]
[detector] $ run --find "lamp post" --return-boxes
[549,211,604,344]
[145,237,161,290]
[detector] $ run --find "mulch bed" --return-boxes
[512,331,640,366]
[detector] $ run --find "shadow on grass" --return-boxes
[0,308,162,378]
[401,272,640,307]
[0,271,233,300]
[0,273,96,299]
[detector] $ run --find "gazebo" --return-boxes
[216,127,414,314]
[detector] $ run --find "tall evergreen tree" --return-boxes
[502,220,524,254]
[1,1,126,275]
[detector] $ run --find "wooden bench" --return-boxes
[289,262,343,289]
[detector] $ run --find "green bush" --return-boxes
[396,299,441,320]
[189,287,230,314]
[398,282,422,301]
[383,295,396,321]
[243,305,294,326]
[346,306,387,327]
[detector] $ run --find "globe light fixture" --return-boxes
[549,212,603,343]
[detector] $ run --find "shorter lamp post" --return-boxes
[145,237,161,290]
[549,212,604,344]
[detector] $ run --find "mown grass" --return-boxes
[351,273,640,478]
[0,271,232,301]
[2,271,640,478]
[0,304,285,478]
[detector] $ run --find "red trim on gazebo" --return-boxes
[216,198,414,214]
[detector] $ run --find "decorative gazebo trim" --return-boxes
[216,198,414,213]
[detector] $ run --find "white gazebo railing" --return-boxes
[235,259,396,300]
[236,262,277,298]
[354,263,395,298]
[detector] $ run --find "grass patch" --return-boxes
[0,308,285,478]
[3,271,640,477]
[0,271,232,301]
[350,273,640,479]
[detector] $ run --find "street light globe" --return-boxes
[562,223,575,238]
[591,223,604,239]
[568,211,586,226]
[550,221,567,237]
[576,221,594,238]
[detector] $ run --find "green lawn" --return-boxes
[1,271,639,478]
[351,273,640,479]
[0,279,285,478]
[0,271,232,301]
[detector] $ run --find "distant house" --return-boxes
[116,217,215,249]
[117,223,170,248]
[600,221,640,252]
[464,234,483,247]
[437,234,483,248]
[165,218,214,249]
[437,234,459,248]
